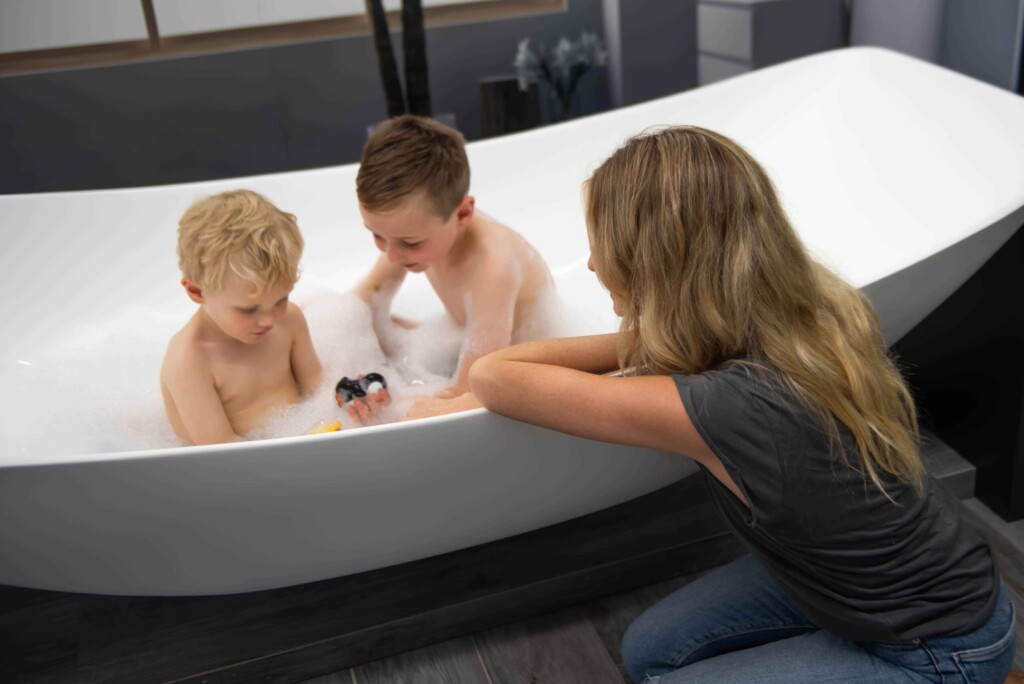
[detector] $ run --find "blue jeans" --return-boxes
[621,555,1016,683]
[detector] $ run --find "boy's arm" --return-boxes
[403,262,518,421]
[287,303,322,397]
[162,347,241,445]
[445,260,519,396]
[354,254,409,354]
[354,254,407,309]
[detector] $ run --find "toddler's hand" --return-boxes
[345,387,391,424]
[336,373,391,425]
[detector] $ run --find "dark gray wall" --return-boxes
[849,0,945,63]
[617,0,697,106]
[0,1,612,193]
[942,0,1023,91]
[848,0,1024,92]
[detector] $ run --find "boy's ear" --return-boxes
[455,195,475,227]
[181,277,205,305]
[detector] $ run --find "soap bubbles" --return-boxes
[0,264,614,462]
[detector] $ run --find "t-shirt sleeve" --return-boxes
[673,370,784,527]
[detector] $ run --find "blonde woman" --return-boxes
[469,127,1015,682]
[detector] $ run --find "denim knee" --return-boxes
[621,614,666,684]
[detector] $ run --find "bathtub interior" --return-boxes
[3,47,1024,466]
[0,174,615,463]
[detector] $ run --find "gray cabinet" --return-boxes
[697,0,846,85]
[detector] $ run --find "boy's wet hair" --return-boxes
[357,115,470,219]
[177,189,303,294]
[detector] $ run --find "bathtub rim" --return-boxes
[0,403,493,469]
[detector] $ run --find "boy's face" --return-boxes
[183,272,292,345]
[360,192,473,273]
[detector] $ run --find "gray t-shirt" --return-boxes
[674,361,997,644]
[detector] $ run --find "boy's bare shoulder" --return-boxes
[463,231,519,289]
[473,211,548,277]
[474,210,516,238]
[280,301,310,335]
[161,316,212,384]
[284,300,306,319]
[471,212,527,259]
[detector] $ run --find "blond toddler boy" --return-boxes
[354,115,553,419]
[161,190,322,445]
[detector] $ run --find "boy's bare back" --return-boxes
[425,211,551,333]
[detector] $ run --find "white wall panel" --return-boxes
[0,0,147,54]
[154,0,487,38]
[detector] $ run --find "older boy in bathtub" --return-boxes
[353,115,554,419]
[160,190,323,445]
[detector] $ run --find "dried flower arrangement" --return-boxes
[513,32,608,120]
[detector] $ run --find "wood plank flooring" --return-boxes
[301,496,1024,684]
[298,573,711,684]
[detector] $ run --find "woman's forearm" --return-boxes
[469,333,621,409]
[480,333,619,369]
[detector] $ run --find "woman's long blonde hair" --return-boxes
[586,126,923,493]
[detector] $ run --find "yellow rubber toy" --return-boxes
[306,419,341,435]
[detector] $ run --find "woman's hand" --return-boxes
[405,392,483,421]
[468,333,620,410]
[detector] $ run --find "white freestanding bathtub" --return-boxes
[1,47,1023,596]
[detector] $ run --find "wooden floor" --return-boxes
[300,498,1024,684]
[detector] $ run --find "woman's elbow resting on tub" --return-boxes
[469,334,618,412]
[469,338,712,461]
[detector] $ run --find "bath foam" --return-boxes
[0,305,185,460]
[251,287,459,439]
[0,287,450,456]
[0,269,607,458]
